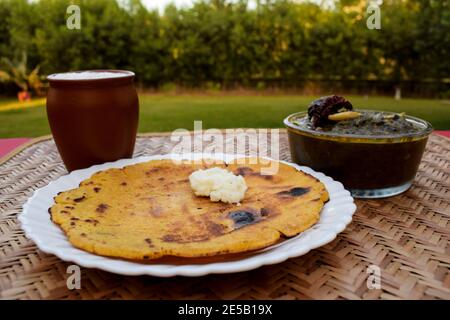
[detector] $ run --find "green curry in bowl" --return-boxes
[284,96,432,198]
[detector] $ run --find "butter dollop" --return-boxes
[189,167,248,204]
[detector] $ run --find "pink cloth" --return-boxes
[0,138,31,158]
[434,130,450,138]
[0,131,449,159]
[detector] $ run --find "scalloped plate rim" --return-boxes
[19,153,356,277]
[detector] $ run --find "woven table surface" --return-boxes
[0,130,449,300]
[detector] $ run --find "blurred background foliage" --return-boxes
[0,0,448,97]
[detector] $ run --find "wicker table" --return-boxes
[1,130,449,300]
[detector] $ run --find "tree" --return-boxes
[0,51,44,100]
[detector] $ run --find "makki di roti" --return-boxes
[49,158,329,260]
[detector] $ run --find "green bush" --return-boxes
[0,0,448,94]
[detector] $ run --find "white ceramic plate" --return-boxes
[19,153,356,277]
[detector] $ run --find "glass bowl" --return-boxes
[284,110,433,198]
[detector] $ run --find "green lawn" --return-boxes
[0,95,449,138]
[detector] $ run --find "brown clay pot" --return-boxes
[46,70,139,172]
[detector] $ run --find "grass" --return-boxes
[0,94,449,138]
[0,98,46,112]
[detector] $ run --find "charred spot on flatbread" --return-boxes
[234,166,273,180]
[228,210,259,228]
[96,203,109,213]
[277,187,310,197]
[73,196,86,202]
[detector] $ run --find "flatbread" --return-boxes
[50,158,329,260]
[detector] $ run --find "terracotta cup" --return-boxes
[46,70,139,172]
